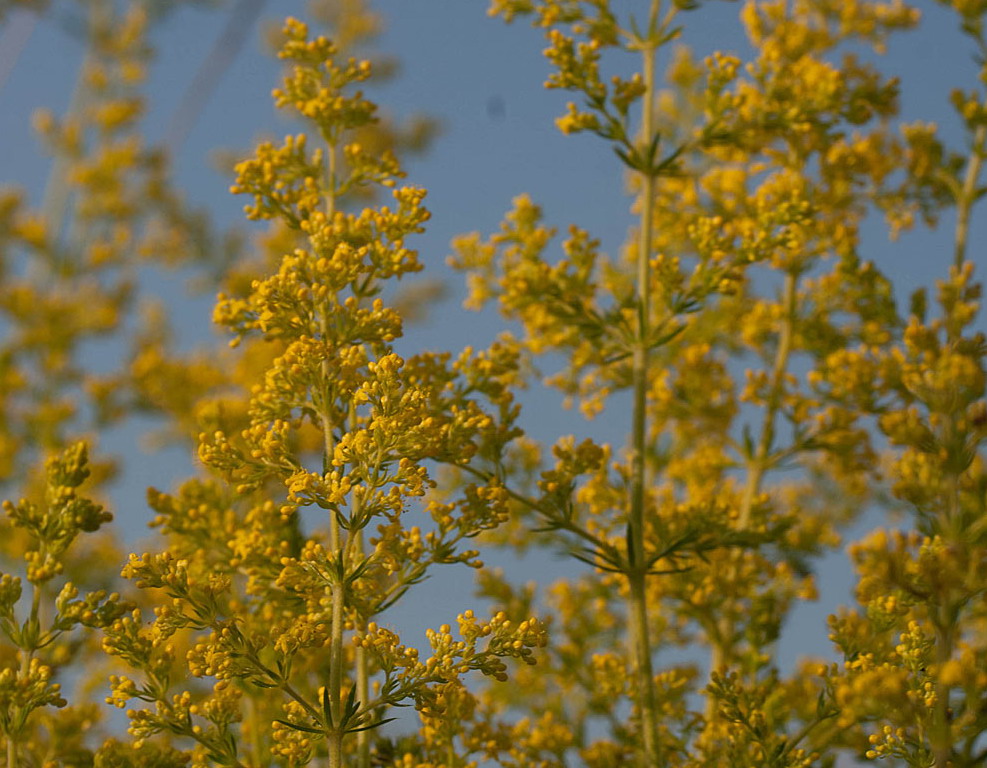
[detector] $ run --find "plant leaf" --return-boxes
[275,719,325,736]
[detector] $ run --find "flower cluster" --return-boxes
[0,443,129,763]
[447,0,985,766]
[101,16,547,768]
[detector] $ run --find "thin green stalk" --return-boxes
[628,5,661,765]
[7,582,40,768]
[706,271,797,722]
[447,739,457,768]
[323,139,341,556]
[322,139,345,768]
[244,694,264,767]
[929,387,961,764]
[240,640,324,725]
[940,122,984,543]
[355,604,370,768]
[738,270,798,529]
[151,683,249,768]
[932,618,955,768]
[40,0,110,268]
[953,123,986,272]
[3,653,27,768]
[929,100,984,768]
[328,590,345,768]
[351,404,371,768]
[0,10,38,97]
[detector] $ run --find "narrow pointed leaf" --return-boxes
[275,719,325,735]
[347,717,397,734]
[321,686,333,728]
[344,683,359,719]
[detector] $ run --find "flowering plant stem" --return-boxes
[353,397,371,768]
[708,269,799,718]
[931,113,985,768]
[628,3,661,765]
[738,271,798,531]
[322,137,346,768]
[953,123,986,271]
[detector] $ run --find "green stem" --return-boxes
[351,405,371,768]
[39,0,109,271]
[241,640,324,726]
[932,619,955,768]
[327,132,338,219]
[4,658,24,768]
[244,694,264,768]
[322,139,345,768]
[355,607,370,768]
[706,271,797,722]
[928,88,986,768]
[739,270,797,529]
[447,739,457,768]
[953,123,985,272]
[628,6,661,765]
[323,141,341,558]
[454,461,616,560]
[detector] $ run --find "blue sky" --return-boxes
[1,0,985,735]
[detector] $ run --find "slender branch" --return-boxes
[931,619,955,768]
[5,649,30,768]
[350,403,371,768]
[627,4,662,764]
[451,461,618,562]
[164,0,268,155]
[38,0,112,268]
[236,635,327,738]
[321,138,344,768]
[925,76,987,768]
[953,123,986,272]
[930,72,985,768]
[738,271,798,529]
[243,694,264,767]
[0,8,37,98]
[778,709,837,762]
[706,270,798,724]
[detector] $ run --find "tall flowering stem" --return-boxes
[821,4,987,766]
[101,17,548,767]
[0,445,125,767]
[628,2,662,764]
[467,1,742,764]
[462,0,932,765]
